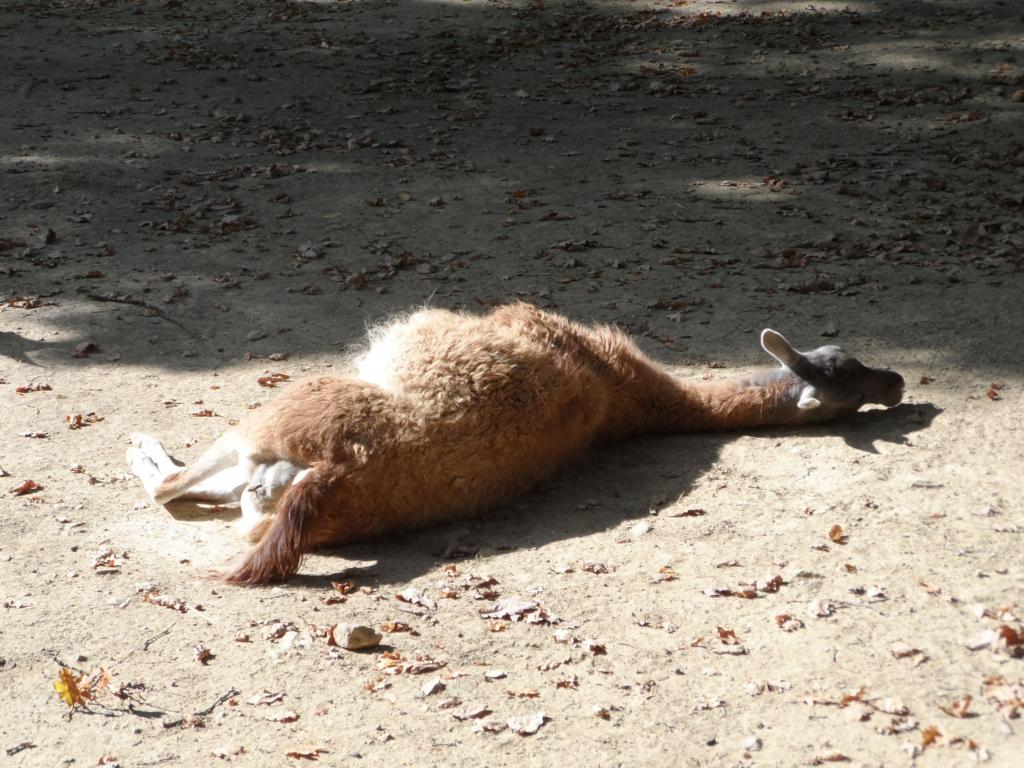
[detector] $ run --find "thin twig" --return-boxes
[45,651,84,674]
[836,600,883,614]
[193,687,240,717]
[142,621,179,652]
[85,291,194,335]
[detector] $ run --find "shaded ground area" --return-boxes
[1,0,1022,765]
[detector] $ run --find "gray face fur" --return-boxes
[760,329,905,415]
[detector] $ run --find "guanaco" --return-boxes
[127,302,905,585]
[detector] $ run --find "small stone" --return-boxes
[743,735,763,752]
[332,624,381,651]
[630,521,652,538]
[421,677,445,697]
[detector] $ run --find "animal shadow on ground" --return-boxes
[0,330,58,366]
[271,402,940,590]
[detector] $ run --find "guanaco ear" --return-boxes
[760,329,802,368]
[797,385,822,410]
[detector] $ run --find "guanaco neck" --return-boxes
[604,367,805,439]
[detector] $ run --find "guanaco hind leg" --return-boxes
[236,461,310,542]
[127,432,249,504]
[127,432,245,505]
[127,431,308,541]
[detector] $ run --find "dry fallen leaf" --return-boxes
[257,372,290,388]
[53,667,91,708]
[888,641,927,665]
[967,626,1024,657]
[829,524,847,544]
[875,715,918,736]
[330,580,354,595]
[693,699,726,711]
[874,697,909,716]
[10,479,42,496]
[921,724,941,748]
[211,746,247,760]
[265,709,299,723]
[66,412,104,430]
[938,695,973,719]
[669,508,706,517]
[142,591,188,613]
[421,678,445,697]
[378,652,447,675]
[717,626,742,645]
[744,680,791,696]
[480,598,559,624]
[285,747,327,760]
[653,565,677,583]
[93,548,127,575]
[470,720,507,734]
[53,667,108,708]
[506,688,540,699]
[247,690,285,706]
[703,586,758,599]
[453,703,491,721]
[775,614,805,632]
[71,341,99,358]
[396,587,436,612]
[810,754,850,765]
[15,383,52,394]
[830,688,865,709]
[363,677,390,693]
[865,585,889,602]
[983,676,1023,717]
[507,711,549,736]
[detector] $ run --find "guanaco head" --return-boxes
[759,329,905,417]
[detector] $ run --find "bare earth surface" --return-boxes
[2,0,1023,766]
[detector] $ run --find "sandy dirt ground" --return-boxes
[1,0,1023,766]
